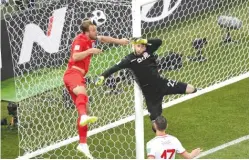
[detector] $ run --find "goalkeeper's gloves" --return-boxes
[131,38,148,45]
[95,76,105,86]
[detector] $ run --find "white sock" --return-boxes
[80,115,87,120]
[79,143,87,148]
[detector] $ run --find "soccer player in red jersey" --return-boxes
[63,19,129,158]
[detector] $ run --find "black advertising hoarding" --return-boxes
[1,0,132,80]
[1,19,14,81]
[1,0,235,80]
[4,4,73,78]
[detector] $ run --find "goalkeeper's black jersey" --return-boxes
[101,39,163,87]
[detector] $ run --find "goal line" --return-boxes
[196,134,249,158]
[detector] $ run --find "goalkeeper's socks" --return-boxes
[75,94,88,115]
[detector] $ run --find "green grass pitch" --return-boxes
[1,78,249,158]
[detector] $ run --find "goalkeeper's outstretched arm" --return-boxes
[146,39,163,53]
[95,57,130,85]
[102,57,130,78]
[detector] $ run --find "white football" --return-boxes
[91,10,107,26]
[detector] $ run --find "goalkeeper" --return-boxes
[96,38,197,131]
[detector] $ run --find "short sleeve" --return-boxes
[72,40,88,53]
[146,141,156,158]
[174,138,186,154]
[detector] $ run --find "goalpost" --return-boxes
[2,0,248,159]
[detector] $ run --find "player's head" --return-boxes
[133,43,147,55]
[153,116,168,132]
[80,19,98,40]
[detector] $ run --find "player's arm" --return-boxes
[72,48,102,61]
[95,57,130,85]
[97,36,129,45]
[180,148,202,159]
[146,38,163,53]
[175,137,202,159]
[147,155,155,159]
[71,40,102,61]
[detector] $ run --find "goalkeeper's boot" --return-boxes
[77,143,93,159]
[79,115,98,127]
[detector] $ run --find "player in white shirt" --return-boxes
[146,116,202,159]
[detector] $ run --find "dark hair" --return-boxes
[155,116,167,131]
[80,19,96,33]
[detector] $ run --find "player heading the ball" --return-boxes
[146,116,202,159]
[95,38,198,131]
[63,19,129,159]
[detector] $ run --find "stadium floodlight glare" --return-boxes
[188,38,208,62]
[217,15,242,43]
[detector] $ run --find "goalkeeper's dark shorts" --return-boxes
[141,79,188,121]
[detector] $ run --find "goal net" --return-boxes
[2,0,249,159]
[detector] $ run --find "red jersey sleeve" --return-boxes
[71,39,88,53]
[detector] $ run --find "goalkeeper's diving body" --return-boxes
[63,19,129,158]
[96,38,197,131]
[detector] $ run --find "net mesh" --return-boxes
[3,0,135,159]
[2,0,249,159]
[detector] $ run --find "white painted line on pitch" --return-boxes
[196,135,249,159]
[17,72,249,159]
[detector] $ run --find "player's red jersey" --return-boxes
[67,33,96,75]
